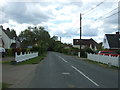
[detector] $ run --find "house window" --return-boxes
[104,39,106,43]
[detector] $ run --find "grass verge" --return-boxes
[83,59,119,70]
[2,53,47,65]
[2,83,12,89]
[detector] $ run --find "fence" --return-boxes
[87,54,119,67]
[15,52,38,63]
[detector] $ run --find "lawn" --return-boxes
[83,59,119,69]
[1,83,12,89]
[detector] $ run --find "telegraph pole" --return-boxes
[80,13,82,52]
[60,37,61,42]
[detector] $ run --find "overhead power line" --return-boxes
[70,19,79,30]
[83,7,119,27]
[82,0,105,15]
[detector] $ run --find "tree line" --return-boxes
[18,26,79,55]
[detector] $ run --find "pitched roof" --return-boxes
[106,33,120,49]
[73,38,98,46]
[2,28,17,39]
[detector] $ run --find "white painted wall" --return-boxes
[2,30,11,49]
[0,28,16,49]
[15,52,38,62]
[103,35,110,49]
[73,45,86,49]
[87,54,119,67]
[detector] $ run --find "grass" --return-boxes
[2,53,47,65]
[2,83,12,89]
[83,59,119,69]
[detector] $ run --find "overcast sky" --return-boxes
[0,0,119,44]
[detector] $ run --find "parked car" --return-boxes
[98,50,120,57]
[0,47,6,57]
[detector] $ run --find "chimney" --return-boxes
[116,32,120,34]
[6,28,10,31]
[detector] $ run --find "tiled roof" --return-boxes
[2,28,17,39]
[73,39,97,45]
[106,34,120,49]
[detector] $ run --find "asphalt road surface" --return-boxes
[28,52,118,88]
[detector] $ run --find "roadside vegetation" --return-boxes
[4,26,80,58]
[3,26,119,65]
[2,83,12,89]
[82,59,119,70]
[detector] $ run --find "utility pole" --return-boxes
[80,13,82,53]
[60,37,61,42]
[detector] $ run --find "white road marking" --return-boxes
[62,72,70,75]
[58,56,68,63]
[71,66,99,87]
[56,54,99,87]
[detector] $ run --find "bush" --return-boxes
[15,48,21,55]
[26,48,31,53]
[116,49,120,54]
[6,48,13,56]
[31,46,39,52]
[21,48,26,54]
[31,46,47,56]
[62,48,69,54]
[84,47,94,54]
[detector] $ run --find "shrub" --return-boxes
[26,48,31,53]
[116,49,120,54]
[15,48,21,55]
[6,48,13,56]
[31,46,39,52]
[84,47,94,54]
[21,48,26,54]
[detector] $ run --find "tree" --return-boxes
[19,26,51,54]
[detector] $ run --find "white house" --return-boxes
[73,38,98,50]
[103,32,120,50]
[0,25,19,49]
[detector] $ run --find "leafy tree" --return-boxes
[19,26,51,54]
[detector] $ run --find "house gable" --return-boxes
[105,33,120,49]
[0,26,17,49]
[103,35,110,49]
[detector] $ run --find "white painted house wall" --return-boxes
[102,35,110,49]
[73,45,86,49]
[0,27,16,49]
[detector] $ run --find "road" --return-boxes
[28,52,118,88]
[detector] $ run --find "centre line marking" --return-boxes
[71,66,99,87]
[58,56,68,63]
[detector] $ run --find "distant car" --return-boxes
[0,47,6,57]
[98,51,120,57]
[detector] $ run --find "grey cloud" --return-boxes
[82,25,98,37]
[1,2,53,24]
[104,11,118,24]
